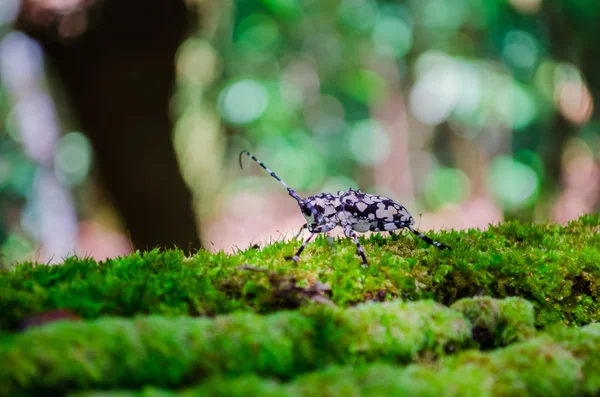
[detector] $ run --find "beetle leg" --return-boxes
[295,223,307,239]
[290,222,337,262]
[408,226,450,250]
[370,220,450,250]
[342,223,369,267]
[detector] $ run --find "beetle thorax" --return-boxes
[302,193,342,226]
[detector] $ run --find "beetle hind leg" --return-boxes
[374,220,450,250]
[407,226,451,250]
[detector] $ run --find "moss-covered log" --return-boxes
[0,300,476,396]
[66,323,600,397]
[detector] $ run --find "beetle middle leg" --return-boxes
[342,223,369,266]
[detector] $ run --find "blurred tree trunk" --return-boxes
[18,0,202,252]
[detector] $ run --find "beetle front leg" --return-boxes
[294,223,307,239]
[290,222,337,262]
[291,232,316,261]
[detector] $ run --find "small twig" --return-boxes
[236,264,272,273]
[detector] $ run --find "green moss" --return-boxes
[1,215,599,331]
[69,324,600,397]
[70,389,179,397]
[451,296,535,348]
[450,338,582,396]
[0,301,473,396]
[305,299,473,367]
[548,323,600,394]
[286,363,490,397]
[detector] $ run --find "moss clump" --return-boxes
[451,296,535,348]
[67,323,600,397]
[0,250,242,332]
[305,299,473,367]
[548,322,600,394]
[0,300,473,396]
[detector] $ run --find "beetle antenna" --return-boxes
[239,150,322,223]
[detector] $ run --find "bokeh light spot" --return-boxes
[495,82,537,130]
[372,17,413,58]
[424,167,470,210]
[348,120,390,166]
[562,137,593,170]
[338,0,379,31]
[556,81,593,125]
[410,58,462,125]
[552,62,592,125]
[0,0,19,26]
[54,132,93,186]
[453,64,482,120]
[554,62,582,86]
[260,0,302,20]
[502,30,539,71]
[0,32,43,92]
[341,69,387,104]
[237,14,280,51]
[514,149,545,180]
[509,0,542,15]
[218,80,269,125]
[270,145,326,191]
[488,156,540,210]
[421,0,468,29]
[1,234,34,264]
[176,38,219,86]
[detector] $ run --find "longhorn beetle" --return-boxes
[239,150,450,266]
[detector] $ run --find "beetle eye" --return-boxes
[301,204,312,216]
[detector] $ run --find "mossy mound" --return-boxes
[1,300,477,395]
[66,323,600,397]
[1,215,599,331]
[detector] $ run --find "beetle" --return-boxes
[239,150,450,266]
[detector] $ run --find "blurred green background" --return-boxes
[0,0,598,265]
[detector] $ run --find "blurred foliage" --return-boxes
[0,27,95,262]
[0,87,36,259]
[2,0,600,259]
[184,0,600,216]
